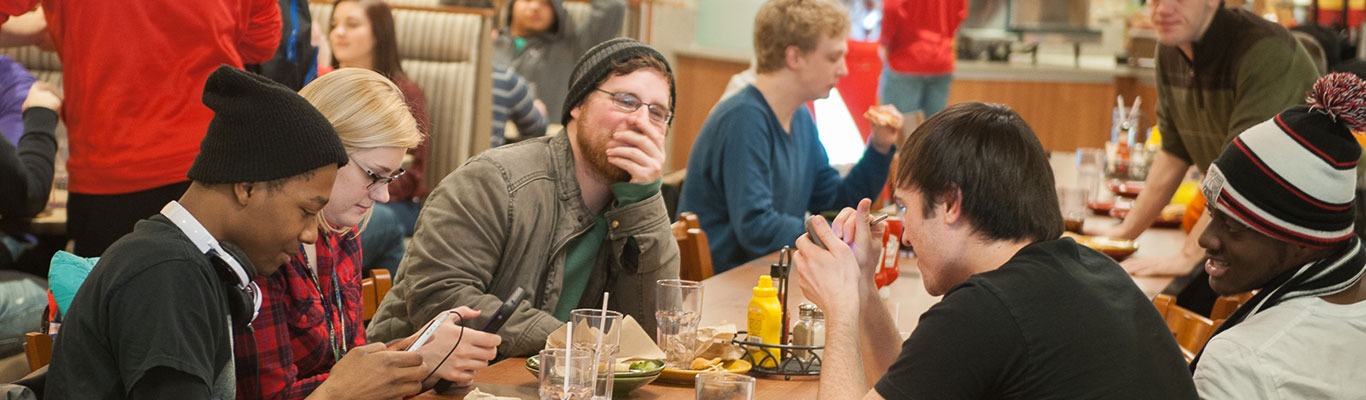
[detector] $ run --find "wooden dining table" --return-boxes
[415,212,1185,400]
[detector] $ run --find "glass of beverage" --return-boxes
[1058,186,1087,233]
[1076,147,1105,205]
[695,372,755,400]
[570,309,623,400]
[539,348,595,400]
[655,279,704,369]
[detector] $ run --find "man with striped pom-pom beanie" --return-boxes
[1192,72,1366,398]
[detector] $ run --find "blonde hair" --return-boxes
[753,0,850,74]
[300,68,424,236]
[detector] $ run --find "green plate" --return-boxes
[525,356,664,397]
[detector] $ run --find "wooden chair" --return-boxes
[362,269,394,322]
[1152,294,1217,363]
[24,332,52,372]
[672,212,715,281]
[1210,291,1255,322]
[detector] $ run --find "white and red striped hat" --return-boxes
[1201,72,1365,248]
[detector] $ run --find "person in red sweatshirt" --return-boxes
[0,0,282,257]
[878,0,966,119]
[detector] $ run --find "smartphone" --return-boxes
[804,216,829,250]
[478,287,526,333]
[431,287,526,392]
[406,311,450,352]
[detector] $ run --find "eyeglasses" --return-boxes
[350,155,405,190]
[594,89,672,124]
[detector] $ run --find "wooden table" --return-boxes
[415,356,818,399]
[416,216,1183,399]
[698,213,1183,334]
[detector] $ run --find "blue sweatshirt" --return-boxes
[678,85,893,273]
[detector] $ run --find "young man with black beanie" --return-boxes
[369,38,681,357]
[44,66,427,399]
[1192,73,1366,398]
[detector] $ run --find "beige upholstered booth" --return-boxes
[312,1,495,190]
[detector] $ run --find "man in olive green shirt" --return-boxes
[368,39,681,357]
[1103,0,1318,278]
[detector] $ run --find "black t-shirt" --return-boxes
[873,238,1198,399]
[46,215,245,399]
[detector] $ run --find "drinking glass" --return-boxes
[570,309,623,400]
[538,348,595,400]
[695,372,755,400]
[1058,186,1087,233]
[655,279,704,369]
[1076,147,1105,204]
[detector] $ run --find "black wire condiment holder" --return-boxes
[731,247,823,379]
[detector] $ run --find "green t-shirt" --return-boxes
[553,179,662,320]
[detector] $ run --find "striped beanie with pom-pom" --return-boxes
[1201,72,1365,248]
[1190,72,1366,372]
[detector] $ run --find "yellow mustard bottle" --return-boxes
[747,275,782,368]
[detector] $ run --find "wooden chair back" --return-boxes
[362,269,394,322]
[1210,291,1255,322]
[24,332,52,372]
[672,212,715,281]
[1152,294,1217,363]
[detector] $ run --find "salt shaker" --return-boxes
[791,303,826,362]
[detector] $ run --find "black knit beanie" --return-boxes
[188,65,348,184]
[561,37,675,125]
[1201,72,1363,248]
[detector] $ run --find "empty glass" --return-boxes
[539,348,596,400]
[1076,147,1105,205]
[695,372,755,400]
[656,279,704,369]
[570,309,623,400]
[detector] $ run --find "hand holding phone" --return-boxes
[430,287,526,392]
[805,216,829,250]
[478,287,526,333]
[406,311,451,352]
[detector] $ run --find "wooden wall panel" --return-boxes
[670,54,749,172]
[946,80,1116,152]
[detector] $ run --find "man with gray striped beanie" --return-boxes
[1192,72,1366,398]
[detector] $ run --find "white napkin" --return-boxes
[463,387,520,400]
[545,315,667,361]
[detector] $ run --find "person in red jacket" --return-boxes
[878,0,966,119]
[0,0,282,257]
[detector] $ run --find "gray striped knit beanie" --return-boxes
[1201,72,1365,248]
[561,38,675,125]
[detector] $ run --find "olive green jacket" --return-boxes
[367,133,680,356]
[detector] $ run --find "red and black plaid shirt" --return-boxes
[233,229,365,399]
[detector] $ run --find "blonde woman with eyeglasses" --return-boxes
[233,68,500,400]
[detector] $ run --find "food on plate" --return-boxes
[1159,203,1185,221]
[689,357,723,371]
[1109,180,1144,197]
[615,360,659,373]
[1062,232,1139,261]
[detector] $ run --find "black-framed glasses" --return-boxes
[594,89,672,124]
[350,155,405,190]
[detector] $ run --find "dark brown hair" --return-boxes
[896,102,1062,243]
[599,55,675,107]
[330,0,407,80]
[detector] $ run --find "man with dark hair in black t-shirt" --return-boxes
[794,102,1198,399]
[44,66,429,399]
